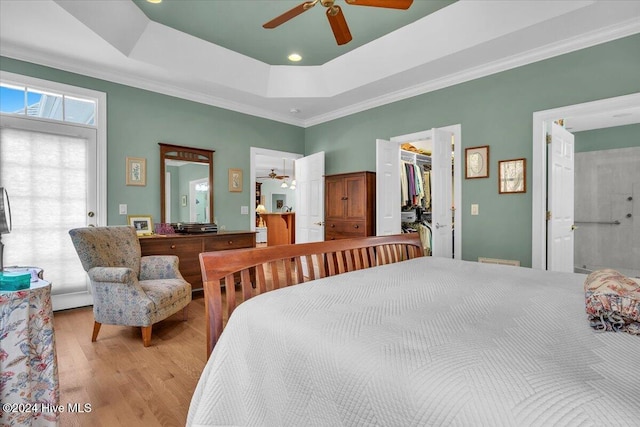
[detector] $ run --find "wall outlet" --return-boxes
[471,204,479,216]
[241,206,249,215]
[119,204,127,215]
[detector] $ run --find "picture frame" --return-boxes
[126,157,146,186]
[465,145,489,179]
[228,168,242,192]
[498,158,526,194]
[127,215,153,236]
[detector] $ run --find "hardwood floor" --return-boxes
[53,295,208,427]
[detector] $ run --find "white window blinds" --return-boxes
[0,127,90,297]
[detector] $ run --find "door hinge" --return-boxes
[546,134,552,144]
[546,211,551,221]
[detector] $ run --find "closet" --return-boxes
[325,171,375,240]
[400,146,433,255]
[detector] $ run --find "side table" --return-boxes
[0,279,59,426]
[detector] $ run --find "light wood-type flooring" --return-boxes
[53,295,208,427]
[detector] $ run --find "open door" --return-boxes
[547,122,575,272]
[376,138,401,235]
[431,128,454,258]
[295,151,325,244]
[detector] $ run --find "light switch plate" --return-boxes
[119,204,127,215]
[471,204,479,216]
[241,206,249,215]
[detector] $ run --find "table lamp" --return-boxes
[0,187,12,271]
[256,204,266,227]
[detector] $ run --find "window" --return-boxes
[0,71,106,310]
[0,82,96,125]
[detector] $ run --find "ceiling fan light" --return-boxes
[288,53,302,62]
[281,181,288,188]
[146,0,162,3]
[289,185,296,190]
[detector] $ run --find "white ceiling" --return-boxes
[1,0,639,129]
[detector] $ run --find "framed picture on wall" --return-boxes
[228,168,242,192]
[127,215,153,236]
[126,157,146,186]
[465,145,489,179]
[498,158,526,194]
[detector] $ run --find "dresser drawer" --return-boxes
[140,238,202,255]
[325,222,368,240]
[204,234,255,251]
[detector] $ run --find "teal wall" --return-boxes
[1,33,639,266]
[0,57,305,231]
[574,123,640,153]
[305,34,640,266]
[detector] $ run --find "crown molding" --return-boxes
[2,16,638,129]
[0,44,306,128]
[303,18,640,127]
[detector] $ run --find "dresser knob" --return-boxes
[228,240,233,245]
[331,224,335,228]
[354,224,359,229]
[170,244,176,249]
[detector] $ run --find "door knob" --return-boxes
[87,211,95,217]
[571,224,577,231]
[313,221,324,226]
[435,222,445,229]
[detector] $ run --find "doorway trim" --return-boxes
[250,147,303,231]
[531,92,640,270]
[389,124,462,259]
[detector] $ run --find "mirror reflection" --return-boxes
[159,143,214,224]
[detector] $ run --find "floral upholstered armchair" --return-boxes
[69,226,191,347]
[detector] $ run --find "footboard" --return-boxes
[199,234,423,357]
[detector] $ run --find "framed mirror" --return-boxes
[159,143,214,224]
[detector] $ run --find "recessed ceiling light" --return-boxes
[290,108,301,114]
[147,0,162,3]
[288,53,302,62]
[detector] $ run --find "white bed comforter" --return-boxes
[187,257,639,427]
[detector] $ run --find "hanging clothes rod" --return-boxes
[574,220,621,225]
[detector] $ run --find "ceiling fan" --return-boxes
[263,0,414,46]
[257,169,289,180]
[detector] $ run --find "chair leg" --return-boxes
[182,305,188,321]
[92,321,102,342]
[141,325,152,347]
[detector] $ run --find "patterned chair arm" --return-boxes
[89,266,136,284]
[140,255,184,281]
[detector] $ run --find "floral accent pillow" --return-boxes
[584,269,640,335]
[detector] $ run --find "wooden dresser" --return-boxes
[139,231,255,291]
[325,171,376,240]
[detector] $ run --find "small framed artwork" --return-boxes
[228,168,242,192]
[465,145,489,179]
[126,157,146,186]
[498,158,526,194]
[127,215,153,236]
[181,195,187,207]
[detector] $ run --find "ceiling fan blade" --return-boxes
[263,1,316,29]
[345,0,413,10]
[326,6,352,46]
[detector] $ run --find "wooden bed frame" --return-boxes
[199,234,424,356]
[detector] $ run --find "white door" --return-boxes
[376,139,401,235]
[295,151,325,244]
[0,115,99,310]
[547,122,575,272]
[431,128,454,258]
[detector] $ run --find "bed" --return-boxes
[188,236,639,426]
